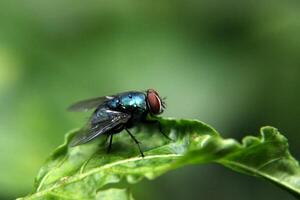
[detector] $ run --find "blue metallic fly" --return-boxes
[68,89,167,157]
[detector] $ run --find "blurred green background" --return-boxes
[0,0,299,199]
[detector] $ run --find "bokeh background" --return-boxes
[0,0,299,199]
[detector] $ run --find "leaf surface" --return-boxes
[18,117,300,200]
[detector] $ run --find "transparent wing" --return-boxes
[67,96,113,112]
[69,110,131,146]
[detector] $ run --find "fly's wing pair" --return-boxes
[68,96,131,146]
[67,91,141,112]
[67,96,114,112]
[69,110,131,146]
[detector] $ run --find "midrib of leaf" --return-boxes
[20,154,182,200]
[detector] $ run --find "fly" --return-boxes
[68,89,168,157]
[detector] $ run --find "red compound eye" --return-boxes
[147,89,162,114]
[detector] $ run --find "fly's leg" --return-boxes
[107,134,113,153]
[144,119,173,141]
[104,133,110,145]
[125,129,144,157]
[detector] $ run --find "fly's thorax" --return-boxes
[109,98,120,108]
[107,92,148,113]
[120,92,147,112]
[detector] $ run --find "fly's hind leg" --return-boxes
[106,125,124,153]
[107,134,113,153]
[125,129,144,157]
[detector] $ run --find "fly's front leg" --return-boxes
[143,119,172,141]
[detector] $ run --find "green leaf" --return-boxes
[18,117,300,200]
